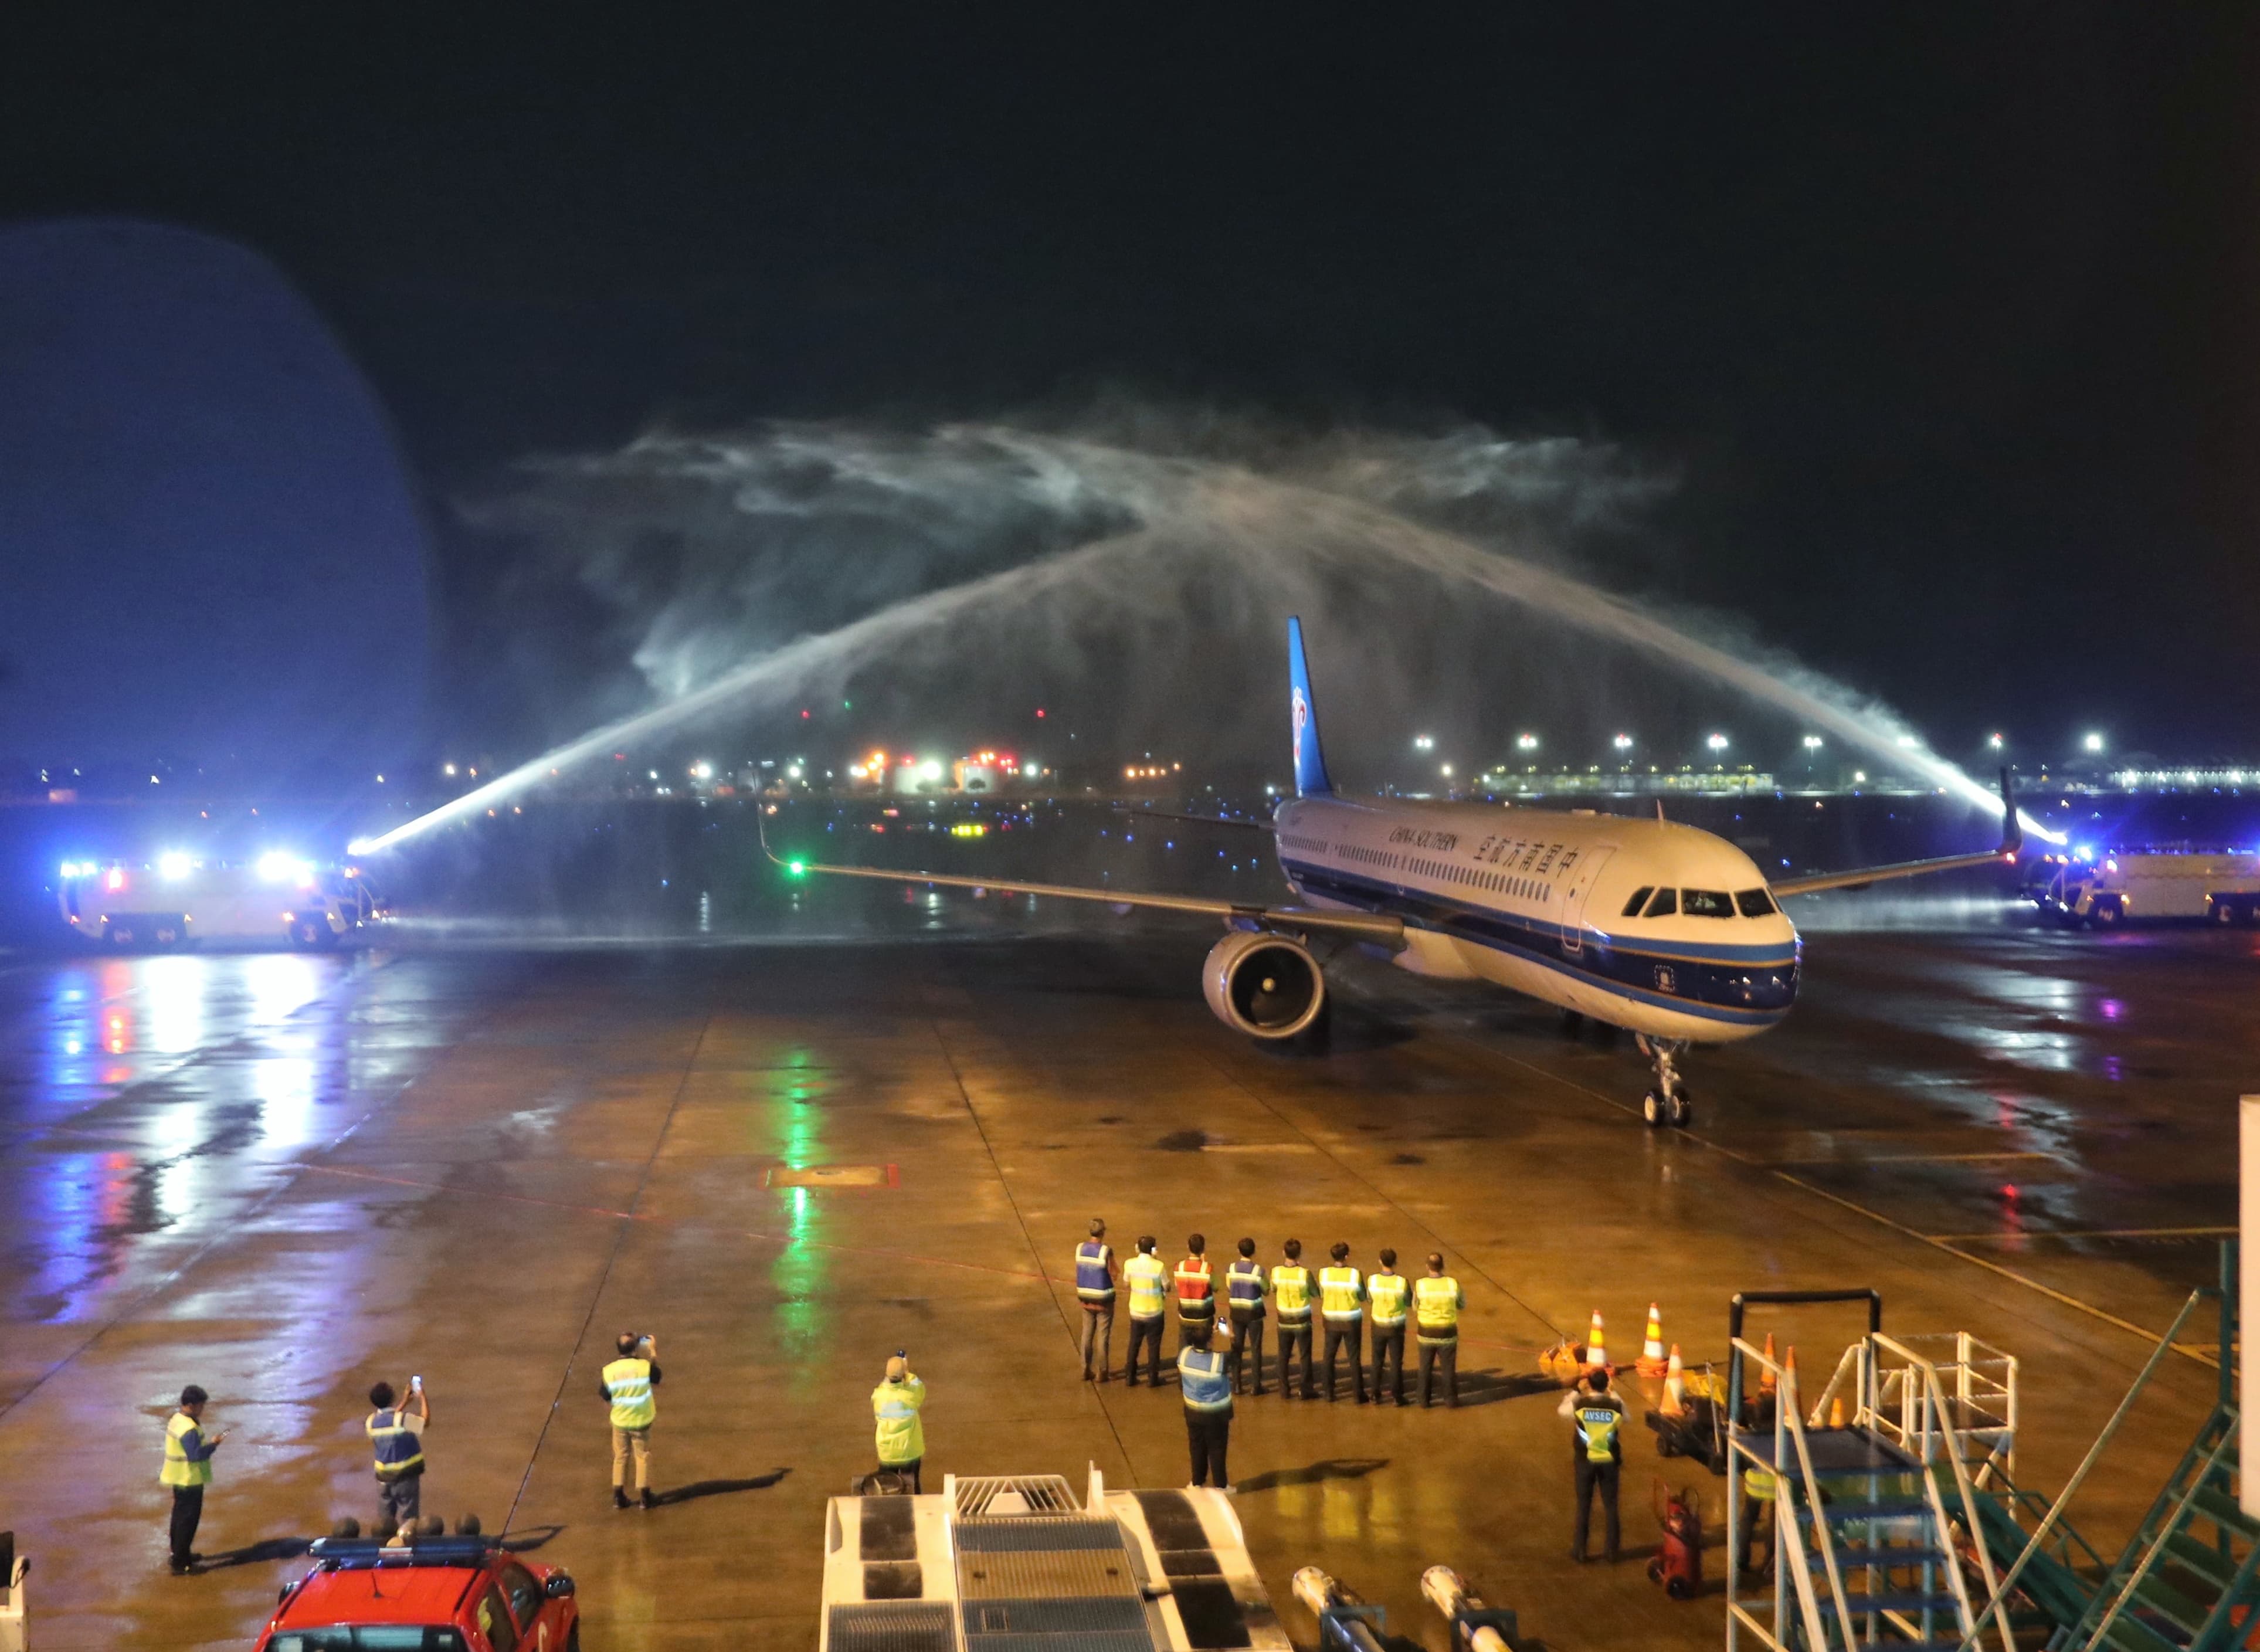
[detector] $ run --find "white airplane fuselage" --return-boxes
[1274,795,1800,1043]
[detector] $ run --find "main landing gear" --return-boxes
[1637,1035,1694,1129]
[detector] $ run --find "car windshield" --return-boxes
[1681,888,1735,918]
[269,1631,469,1652]
[1735,888,1776,917]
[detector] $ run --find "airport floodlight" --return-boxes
[443,763,457,776]
[2082,732,2105,752]
[1516,733,1539,751]
[1613,734,1634,750]
[1987,734,2004,749]
[1801,735,1823,750]
[1413,735,1434,751]
[1440,764,1453,778]
[1706,733,1729,751]
[690,761,713,779]
[1853,770,1867,783]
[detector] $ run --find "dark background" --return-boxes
[2,7,2255,754]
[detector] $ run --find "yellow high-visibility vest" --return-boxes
[1320,1266,1365,1320]
[1414,1276,1464,1332]
[1271,1266,1313,1320]
[603,1358,657,1429]
[160,1412,212,1487]
[1124,1254,1169,1319]
[1367,1273,1409,1326]
[873,1376,926,1466]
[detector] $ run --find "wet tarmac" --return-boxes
[0,899,2247,1651]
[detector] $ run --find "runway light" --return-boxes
[786,860,807,877]
[158,852,192,881]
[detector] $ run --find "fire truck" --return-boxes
[2025,849,2260,928]
[56,853,385,950]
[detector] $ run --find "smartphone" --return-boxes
[410,1375,422,1391]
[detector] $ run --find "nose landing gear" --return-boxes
[1637,1035,1694,1129]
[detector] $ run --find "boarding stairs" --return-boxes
[1728,1328,2022,1651]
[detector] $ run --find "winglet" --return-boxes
[1997,766,2023,857]
[1287,616,1334,798]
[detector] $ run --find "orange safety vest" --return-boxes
[1174,1256,1215,1319]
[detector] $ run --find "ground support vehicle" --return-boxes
[2026,850,2260,928]
[254,1536,577,1652]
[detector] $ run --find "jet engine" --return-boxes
[1201,929,1326,1039]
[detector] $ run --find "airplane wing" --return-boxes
[1772,768,2023,897]
[759,822,1401,942]
[1112,807,1277,832]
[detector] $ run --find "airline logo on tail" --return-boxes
[1287,616,1333,798]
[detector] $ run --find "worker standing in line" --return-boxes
[1173,1234,1216,1356]
[159,1384,228,1576]
[1224,1238,1267,1396]
[1413,1253,1464,1409]
[1366,1249,1410,1406]
[1318,1243,1368,1403]
[363,1377,432,1529]
[1559,1366,1626,1562]
[873,1353,928,1492]
[1122,1236,1170,1387]
[599,1331,660,1511]
[1074,1218,1119,1382]
[1271,1240,1315,1399]
[1176,1325,1234,1491]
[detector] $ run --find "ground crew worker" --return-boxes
[873,1353,927,1492]
[160,1384,226,1575]
[1224,1237,1267,1396]
[1736,1392,1779,1576]
[1174,1234,1216,1354]
[1319,1243,1368,1403]
[599,1331,660,1511]
[1367,1249,1410,1406]
[1177,1324,1234,1490]
[1123,1236,1169,1386]
[1271,1239,1315,1399]
[1413,1253,1464,1409]
[1560,1367,1626,1562]
[1074,1218,1119,1381]
[364,1378,432,1529]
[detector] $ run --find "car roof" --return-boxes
[280,1565,482,1626]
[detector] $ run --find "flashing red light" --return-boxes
[1035,708,1046,718]
[800,708,811,719]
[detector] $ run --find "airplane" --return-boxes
[771,617,2021,1127]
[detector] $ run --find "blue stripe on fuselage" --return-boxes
[1279,856,1796,1027]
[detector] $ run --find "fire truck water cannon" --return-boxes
[1421,1566,1519,1652]
[1290,1568,1389,1652]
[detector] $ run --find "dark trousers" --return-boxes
[169,1485,204,1568]
[1370,1325,1407,1403]
[1321,1320,1366,1400]
[1126,1315,1166,1385]
[1574,1456,1621,1561]
[1185,1410,1231,1488]
[378,1473,422,1528]
[1737,1491,1775,1574]
[1417,1333,1459,1407]
[1276,1320,1315,1397]
[1080,1302,1114,1376]
[1226,1311,1265,1394]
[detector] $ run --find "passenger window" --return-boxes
[1621,887,1654,918]
[1735,888,1776,918]
[500,1565,544,1627]
[1683,889,1735,918]
[1643,888,1677,918]
[477,1589,518,1652]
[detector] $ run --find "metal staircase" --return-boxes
[1727,1331,2015,1650]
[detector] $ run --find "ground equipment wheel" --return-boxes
[2215,900,2237,925]
[2091,901,2124,929]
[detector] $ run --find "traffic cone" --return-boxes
[1638,1302,1668,1375]
[1758,1331,1779,1395]
[1783,1345,1799,1404]
[1659,1345,1687,1417]
[1584,1310,1607,1372]
[1828,1394,1847,1429]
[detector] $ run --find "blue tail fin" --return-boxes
[1287,616,1334,798]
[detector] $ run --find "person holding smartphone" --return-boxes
[364,1375,432,1529]
[600,1332,661,1510]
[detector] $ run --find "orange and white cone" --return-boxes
[1827,1393,1847,1429]
[1638,1302,1668,1376]
[1584,1310,1608,1372]
[1758,1331,1780,1395]
[1659,1345,1687,1417]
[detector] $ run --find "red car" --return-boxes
[256,1537,579,1652]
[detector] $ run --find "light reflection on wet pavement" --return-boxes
[0,910,2243,1650]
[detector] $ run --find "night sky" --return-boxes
[3,9,2256,760]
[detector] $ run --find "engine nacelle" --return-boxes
[1201,929,1326,1039]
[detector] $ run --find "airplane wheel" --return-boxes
[1667,1087,1694,1129]
[1642,1090,1665,1128]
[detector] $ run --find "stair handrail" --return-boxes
[1872,1331,2010,1652]
[2075,1414,2240,1652]
[1983,1468,2108,1573]
[1949,1287,2211,1652]
[1728,1334,1834,1651]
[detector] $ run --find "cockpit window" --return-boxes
[1682,888,1735,918]
[1620,887,1654,918]
[1735,888,1776,918]
[1642,888,1677,918]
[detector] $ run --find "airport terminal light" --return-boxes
[2083,731,2105,752]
